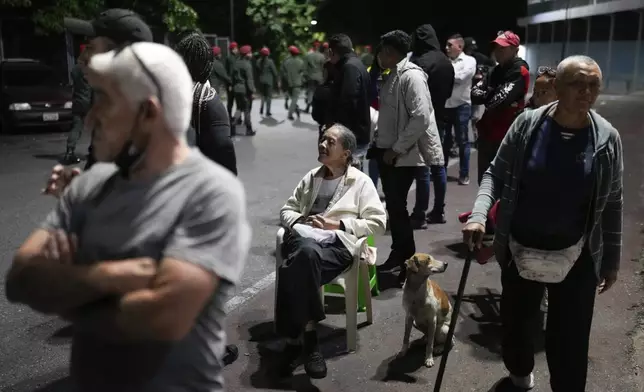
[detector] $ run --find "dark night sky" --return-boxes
[193,0,527,55]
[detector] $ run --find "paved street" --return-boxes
[0,95,643,392]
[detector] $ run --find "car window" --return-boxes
[1,65,60,87]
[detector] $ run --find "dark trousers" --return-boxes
[377,160,416,260]
[412,165,447,218]
[66,115,84,153]
[259,83,273,114]
[226,87,235,118]
[477,137,502,185]
[233,93,252,130]
[501,247,597,392]
[444,104,472,178]
[85,144,96,170]
[305,80,320,108]
[275,230,352,338]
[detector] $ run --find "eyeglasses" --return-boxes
[537,66,556,78]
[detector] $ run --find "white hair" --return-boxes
[88,42,194,139]
[557,55,602,78]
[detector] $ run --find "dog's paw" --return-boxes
[424,357,435,368]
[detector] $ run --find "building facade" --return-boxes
[519,0,644,93]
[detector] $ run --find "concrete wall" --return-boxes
[524,40,644,93]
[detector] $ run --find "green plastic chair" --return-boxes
[323,235,379,312]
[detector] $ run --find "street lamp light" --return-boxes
[310,20,318,26]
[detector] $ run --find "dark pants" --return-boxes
[377,159,416,260]
[85,143,96,170]
[368,159,379,187]
[501,247,597,392]
[259,83,273,115]
[275,231,352,338]
[444,104,471,178]
[226,87,236,118]
[233,93,252,130]
[412,165,447,218]
[477,137,502,185]
[66,115,84,153]
[305,80,321,108]
[288,87,301,117]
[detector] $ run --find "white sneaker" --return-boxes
[510,372,535,389]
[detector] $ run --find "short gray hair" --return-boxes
[88,42,194,140]
[325,123,358,166]
[556,55,602,78]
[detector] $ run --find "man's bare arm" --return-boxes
[71,257,218,342]
[6,229,156,315]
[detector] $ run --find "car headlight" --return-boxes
[64,101,73,109]
[8,103,31,111]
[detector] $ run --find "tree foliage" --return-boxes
[0,0,198,34]
[246,0,320,62]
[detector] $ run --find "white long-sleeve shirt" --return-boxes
[445,52,477,108]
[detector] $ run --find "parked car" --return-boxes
[0,58,73,133]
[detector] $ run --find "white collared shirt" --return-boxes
[445,52,477,108]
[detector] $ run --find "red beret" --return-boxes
[229,41,238,50]
[260,47,270,56]
[79,44,86,52]
[212,46,221,55]
[240,45,252,55]
[288,45,300,55]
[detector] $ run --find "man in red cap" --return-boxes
[360,44,374,67]
[230,45,256,135]
[225,42,241,121]
[256,47,278,116]
[280,45,304,120]
[303,42,326,114]
[471,30,530,185]
[210,46,231,95]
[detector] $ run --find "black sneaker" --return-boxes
[223,344,239,366]
[410,216,427,230]
[246,128,256,136]
[426,211,447,224]
[61,152,80,165]
[304,351,327,379]
[377,255,403,273]
[277,343,302,378]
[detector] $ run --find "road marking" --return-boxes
[224,153,469,313]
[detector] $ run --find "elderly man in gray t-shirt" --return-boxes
[5,42,250,392]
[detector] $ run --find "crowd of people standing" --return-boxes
[7,7,624,392]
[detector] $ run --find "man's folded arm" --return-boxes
[6,229,111,314]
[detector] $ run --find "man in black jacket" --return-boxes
[409,24,454,228]
[326,34,371,156]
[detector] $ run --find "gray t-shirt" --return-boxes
[42,149,250,392]
[308,177,341,216]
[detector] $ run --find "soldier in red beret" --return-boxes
[280,45,304,120]
[230,45,256,135]
[225,42,240,121]
[257,47,278,116]
[210,46,231,94]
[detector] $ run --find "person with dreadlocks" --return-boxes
[174,31,238,175]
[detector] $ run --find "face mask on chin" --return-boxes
[114,107,148,178]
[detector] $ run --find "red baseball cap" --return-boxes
[212,46,221,56]
[493,31,520,47]
[239,45,252,55]
[260,47,270,56]
[229,41,238,50]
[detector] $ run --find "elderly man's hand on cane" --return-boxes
[462,222,485,251]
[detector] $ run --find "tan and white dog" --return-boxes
[399,253,454,368]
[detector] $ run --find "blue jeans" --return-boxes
[444,104,472,178]
[412,164,447,218]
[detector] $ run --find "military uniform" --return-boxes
[210,50,231,94]
[62,63,92,164]
[231,46,256,134]
[256,50,278,116]
[225,45,240,119]
[303,49,325,113]
[281,47,304,120]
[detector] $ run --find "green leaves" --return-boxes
[247,0,321,62]
[0,0,198,34]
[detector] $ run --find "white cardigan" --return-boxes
[280,166,387,259]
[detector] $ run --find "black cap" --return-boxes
[464,37,478,51]
[64,9,153,45]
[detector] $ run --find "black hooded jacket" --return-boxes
[410,24,454,122]
[326,52,371,146]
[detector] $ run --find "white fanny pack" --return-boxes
[509,235,585,283]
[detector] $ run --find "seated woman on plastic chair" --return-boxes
[277,123,386,379]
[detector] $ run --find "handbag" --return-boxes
[509,235,585,283]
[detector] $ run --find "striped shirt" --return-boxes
[468,102,624,278]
